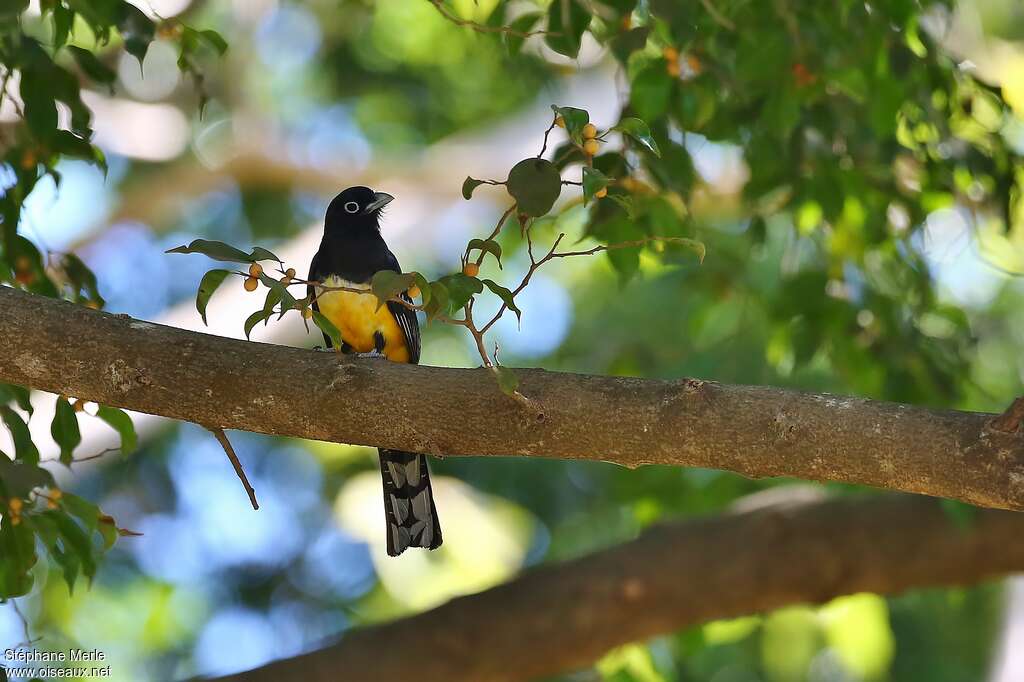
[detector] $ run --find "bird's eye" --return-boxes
[343,201,360,214]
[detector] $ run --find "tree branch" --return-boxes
[1,287,1023,510]
[207,494,1024,682]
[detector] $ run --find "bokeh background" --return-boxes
[4,0,1024,680]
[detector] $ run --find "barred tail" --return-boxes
[378,449,443,556]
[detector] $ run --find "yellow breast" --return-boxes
[316,276,410,363]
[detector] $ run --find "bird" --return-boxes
[307,186,442,556]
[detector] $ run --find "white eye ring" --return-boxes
[343,201,360,214]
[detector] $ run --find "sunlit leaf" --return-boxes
[95,406,137,455]
[482,279,521,322]
[614,117,661,157]
[467,238,503,268]
[544,0,591,58]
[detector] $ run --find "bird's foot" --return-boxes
[354,350,387,360]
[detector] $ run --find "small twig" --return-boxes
[208,427,259,510]
[989,397,1024,433]
[427,0,555,37]
[539,118,558,158]
[698,0,736,30]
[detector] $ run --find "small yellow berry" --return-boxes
[408,285,421,299]
[244,277,259,292]
[686,54,702,74]
[555,115,565,128]
[285,268,296,278]
[582,123,598,139]
[667,60,681,77]
[10,515,21,526]
[9,498,23,512]
[47,499,59,510]
[594,187,608,199]
[301,308,313,320]
[248,263,263,278]
[73,400,85,413]
[280,275,292,285]
[51,489,62,500]
[583,139,599,156]
[463,263,480,278]
[663,46,679,62]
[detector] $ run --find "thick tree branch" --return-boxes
[1,287,1023,510]
[208,494,1024,682]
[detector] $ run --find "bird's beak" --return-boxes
[364,192,394,214]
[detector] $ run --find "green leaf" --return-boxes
[370,270,416,310]
[551,104,589,145]
[412,272,432,306]
[243,309,274,340]
[583,166,611,203]
[610,27,649,63]
[544,0,591,58]
[34,510,79,593]
[52,5,74,48]
[0,516,37,599]
[51,397,81,466]
[629,64,673,122]
[95,406,137,455]
[482,279,521,322]
[614,117,661,157]
[249,246,281,263]
[195,269,231,325]
[166,239,252,263]
[0,457,55,498]
[0,384,33,416]
[442,273,484,311]
[467,239,503,268]
[20,67,58,142]
[506,158,562,217]
[1,406,39,466]
[62,253,104,306]
[312,310,343,349]
[196,29,228,55]
[118,3,156,65]
[494,366,519,396]
[423,281,450,322]
[258,273,298,319]
[67,46,116,87]
[505,12,541,55]
[462,177,486,200]
[53,513,96,583]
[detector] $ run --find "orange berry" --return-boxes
[47,499,59,510]
[463,263,480,278]
[248,263,263,278]
[280,275,292,285]
[663,46,679,62]
[285,268,296,278]
[73,399,85,412]
[582,123,598,139]
[301,308,313,320]
[583,139,599,156]
[555,115,565,128]
[51,489,62,500]
[20,149,36,169]
[10,515,21,526]
[243,277,259,292]
[408,285,421,299]
[594,187,608,199]
[667,60,681,77]
[9,498,23,512]
[686,54,702,74]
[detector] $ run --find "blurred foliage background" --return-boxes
[3,0,1024,680]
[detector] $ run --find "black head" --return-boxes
[325,186,394,231]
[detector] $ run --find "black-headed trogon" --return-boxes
[308,186,442,556]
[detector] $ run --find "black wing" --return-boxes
[385,250,421,365]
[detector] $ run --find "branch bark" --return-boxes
[1,286,1023,510]
[208,494,1024,682]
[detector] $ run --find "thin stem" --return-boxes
[427,0,555,37]
[208,427,259,510]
